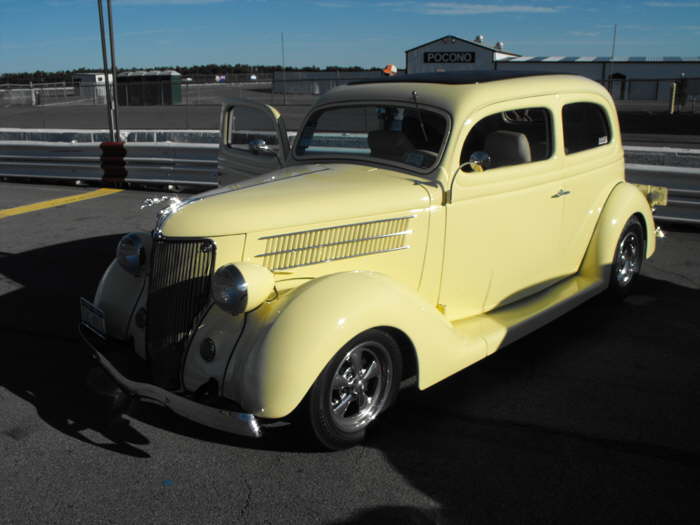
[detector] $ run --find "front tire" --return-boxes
[307,329,402,450]
[608,216,645,298]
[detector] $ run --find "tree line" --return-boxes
[1,64,379,85]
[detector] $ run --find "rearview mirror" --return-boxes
[467,151,492,172]
[457,151,492,174]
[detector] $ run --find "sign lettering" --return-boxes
[424,51,475,64]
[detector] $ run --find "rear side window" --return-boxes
[562,103,611,154]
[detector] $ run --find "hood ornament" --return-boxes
[146,196,186,239]
[140,195,183,210]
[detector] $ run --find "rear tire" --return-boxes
[307,329,402,450]
[607,216,645,298]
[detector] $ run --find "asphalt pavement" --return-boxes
[0,181,699,524]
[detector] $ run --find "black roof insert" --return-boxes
[350,70,560,86]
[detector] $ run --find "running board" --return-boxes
[451,275,606,356]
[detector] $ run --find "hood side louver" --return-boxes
[256,216,415,271]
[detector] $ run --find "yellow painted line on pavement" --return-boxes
[0,188,123,219]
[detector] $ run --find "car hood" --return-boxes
[158,163,433,238]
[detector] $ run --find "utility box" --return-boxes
[117,70,182,106]
[73,72,113,104]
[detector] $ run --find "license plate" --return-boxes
[80,297,106,338]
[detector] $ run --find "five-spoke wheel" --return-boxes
[609,216,645,297]
[307,329,402,450]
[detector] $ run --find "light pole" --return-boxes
[97,0,115,141]
[281,32,287,105]
[106,0,120,140]
[97,0,120,141]
[609,24,617,97]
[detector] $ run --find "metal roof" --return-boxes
[349,71,560,86]
[117,70,182,77]
[498,56,700,63]
[405,34,519,56]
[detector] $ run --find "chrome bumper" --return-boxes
[79,324,262,438]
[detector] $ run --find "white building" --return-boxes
[405,35,519,74]
[72,72,113,102]
[495,56,700,101]
[405,35,700,101]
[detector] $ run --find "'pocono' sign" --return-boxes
[423,51,475,63]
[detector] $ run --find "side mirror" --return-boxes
[467,151,492,172]
[248,138,275,155]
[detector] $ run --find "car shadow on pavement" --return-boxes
[0,235,313,456]
[331,274,700,524]
[0,235,156,457]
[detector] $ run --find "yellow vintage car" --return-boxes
[80,71,659,450]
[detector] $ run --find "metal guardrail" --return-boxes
[0,142,218,188]
[123,144,218,186]
[0,141,698,224]
[625,163,700,225]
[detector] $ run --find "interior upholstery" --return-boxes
[483,130,532,168]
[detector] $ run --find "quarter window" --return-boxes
[562,102,611,154]
[228,106,281,152]
[460,107,552,171]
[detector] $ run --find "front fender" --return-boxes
[580,181,656,280]
[94,259,146,341]
[224,271,486,419]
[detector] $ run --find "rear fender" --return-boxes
[579,181,656,281]
[223,271,486,419]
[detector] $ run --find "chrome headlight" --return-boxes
[211,263,274,315]
[116,233,146,276]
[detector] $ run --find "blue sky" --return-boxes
[1,0,699,73]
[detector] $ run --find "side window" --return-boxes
[562,102,611,154]
[460,107,552,171]
[227,106,280,153]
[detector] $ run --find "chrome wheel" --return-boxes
[329,341,391,433]
[607,216,645,300]
[307,329,402,450]
[615,229,642,287]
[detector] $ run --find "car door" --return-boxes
[557,97,623,275]
[439,100,565,322]
[217,99,291,184]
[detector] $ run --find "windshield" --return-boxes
[294,104,448,171]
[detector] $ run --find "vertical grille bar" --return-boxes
[146,237,215,390]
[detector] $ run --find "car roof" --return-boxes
[349,71,558,86]
[315,73,613,116]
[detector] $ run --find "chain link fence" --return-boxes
[0,82,74,106]
[3,76,699,111]
[0,80,319,108]
[1,76,698,134]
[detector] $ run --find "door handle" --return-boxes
[551,189,571,198]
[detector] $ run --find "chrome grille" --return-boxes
[256,216,414,271]
[147,237,215,390]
